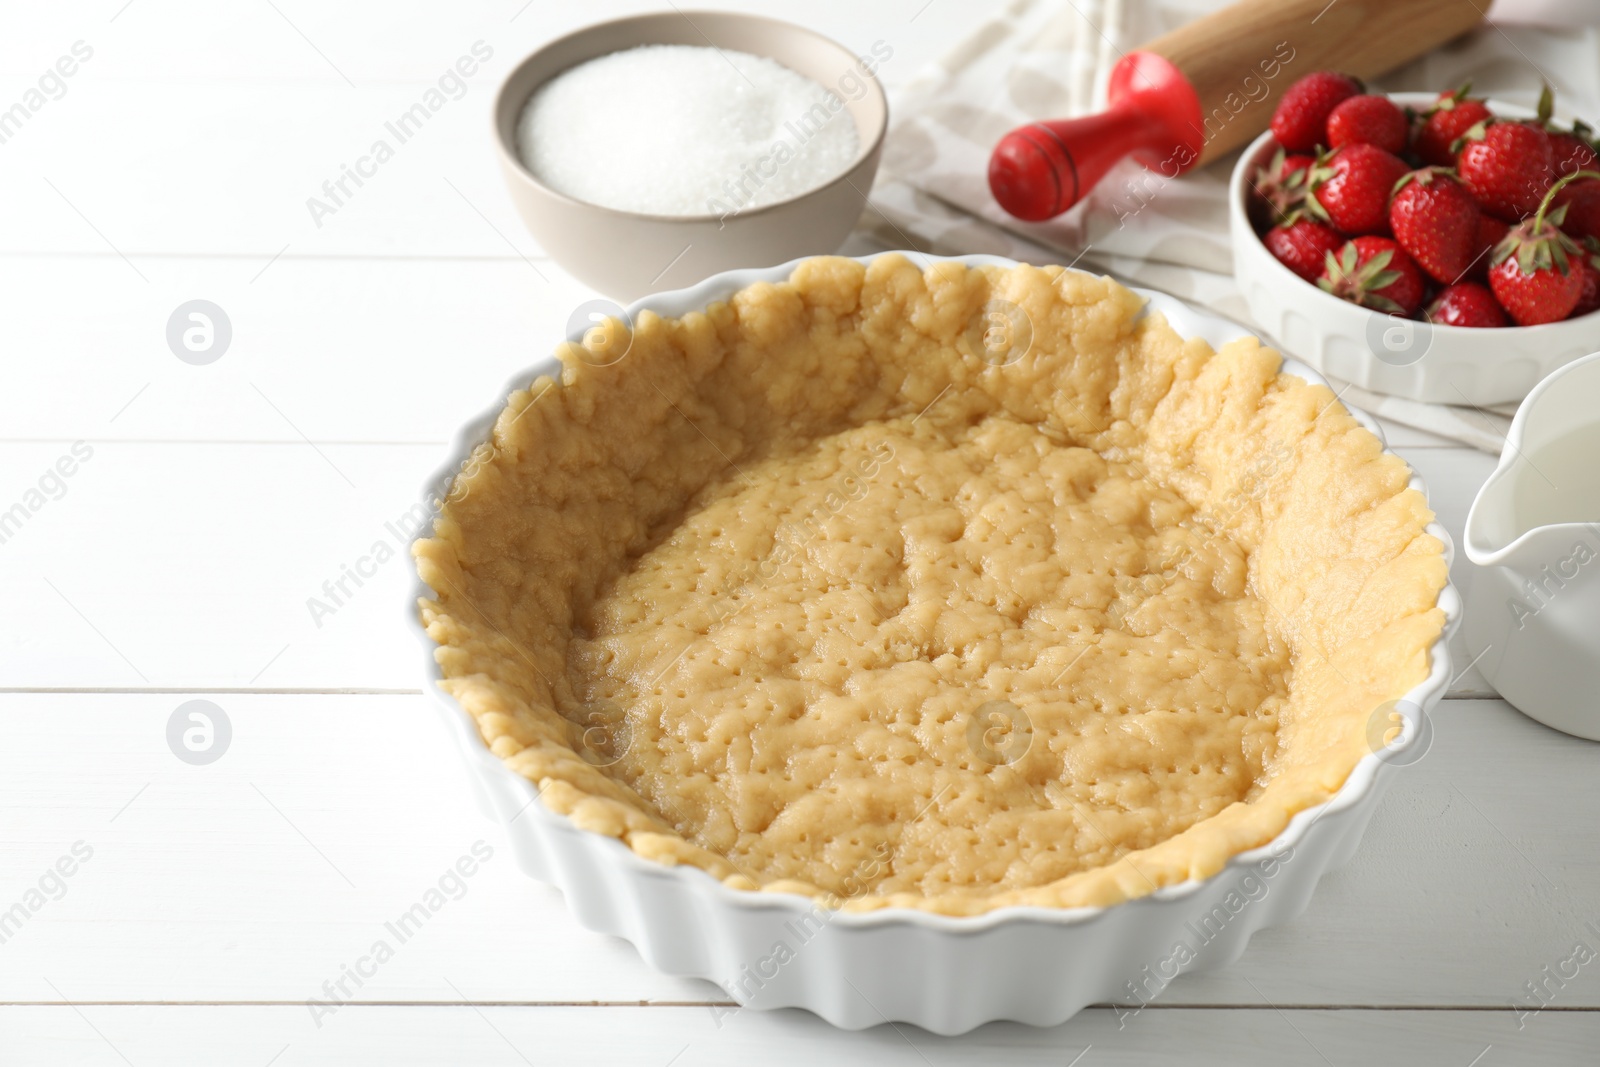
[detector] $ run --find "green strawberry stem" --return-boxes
[1391,165,1457,196]
[1495,173,1600,278]
[1535,169,1600,230]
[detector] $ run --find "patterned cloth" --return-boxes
[865,0,1600,451]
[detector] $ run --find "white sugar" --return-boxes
[517,44,860,217]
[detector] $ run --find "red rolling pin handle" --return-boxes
[990,52,1203,223]
[988,0,1486,223]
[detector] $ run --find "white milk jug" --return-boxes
[1464,351,1600,741]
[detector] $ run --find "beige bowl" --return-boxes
[492,12,889,300]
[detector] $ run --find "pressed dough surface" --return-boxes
[568,414,1289,900]
[415,256,1447,915]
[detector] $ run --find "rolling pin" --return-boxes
[988,0,1484,221]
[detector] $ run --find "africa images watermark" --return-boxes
[305,495,435,628]
[705,39,893,223]
[167,300,233,366]
[1107,40,1296,228]
[305,441,496,628]
[1511,922,1600,1030]
[167,699,232,766]
[707,839,896,1029]
[1112,839,1296,1029]
[0,40,94,147]
[306,41,494,228]
[1505,525,1600,632]
[0,441,94,548]
[0,841,95,947]
[306,840,495,1028]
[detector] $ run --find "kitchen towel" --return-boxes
[866,0,1600,452]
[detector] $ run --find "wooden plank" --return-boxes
[0,692,715,1006]
[1403,447,1498,698]
[2,696,1594,1008]
[0,441,442,689]
[0,257,589,445]
[0,2,981,258]
[0,81,552,259]
[1,0,990,84]
[0,1004,1591,1065]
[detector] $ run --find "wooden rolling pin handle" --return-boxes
[989,0,1485,222]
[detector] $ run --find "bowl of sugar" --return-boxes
[493,11,889,300]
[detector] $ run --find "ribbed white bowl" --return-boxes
[1231,93,1600,406]
[409,252,1461,1034]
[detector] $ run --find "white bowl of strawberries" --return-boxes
[1231,73,1600,405]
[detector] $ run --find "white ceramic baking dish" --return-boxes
[1230,92,1600,407]
[408,252,1461,1034]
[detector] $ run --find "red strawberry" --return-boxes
[1486,172,1600,325]
[1326,94,1408,154]
[1306,144,1410,235]
[1424,282,1508,327]
[1265,218,1345,282]
[1458,120,1556,222]
[1551,127,1599,179]
[1389,168,1481,284]
[1249,148,1315,228]
[1492,244,1581,325]
[1574,239,1600,318]
[1319,236,1426,315]
[1272,71,1362,153]
[1524,84,1599,179]
[1414,85,1493,167]
[1554,177,1600,241]
[1468,215,1510,280]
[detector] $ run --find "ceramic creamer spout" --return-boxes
[1465,349,1600,573]
[1464,461,1598,573]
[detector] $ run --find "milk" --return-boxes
[1511,421,1600,534]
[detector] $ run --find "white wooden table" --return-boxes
[4,2,1596,1063]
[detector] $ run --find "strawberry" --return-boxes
[1265,218,1345,282]
[1457,119,1555,222]
[1249,148,1315,228]
[1487,171,1600,325]
[1414,85,1493,167]
[1318,236,1426,315]
[1492,242,1581,325]
[1326,94,1408,154]
[1306,144,1410,235]
[1554,176,1600,241]
[1525,84,1599,179]
[1551,126,1599,179]
[1424,282,1508,328]
[1468,215,1510,280]
[1389,168,1481,284]
[1271,71,1362,153]
[1575,238,1600,317]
